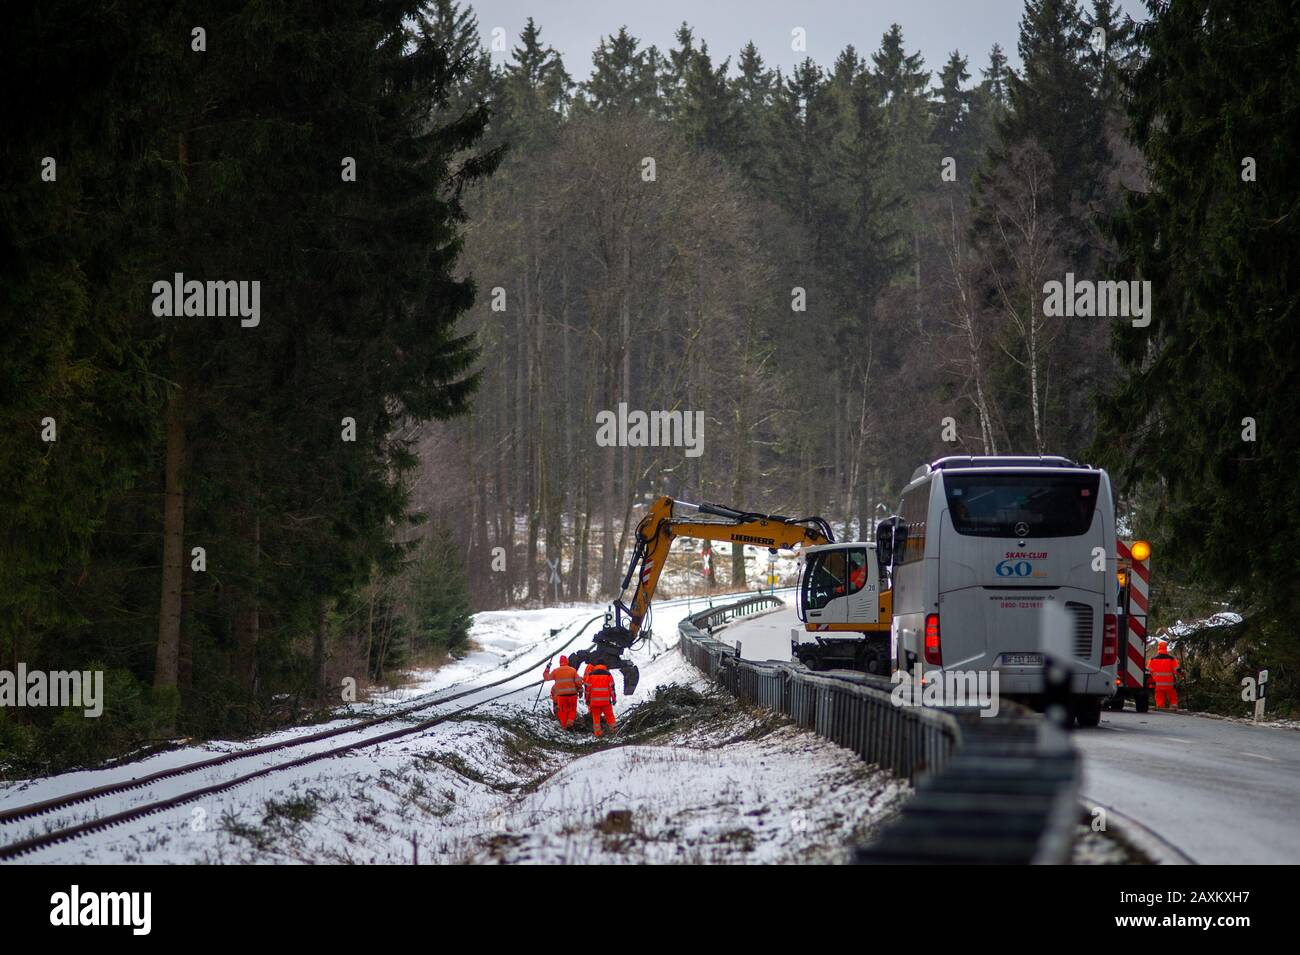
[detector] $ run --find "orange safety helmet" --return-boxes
[1157,640,1169,654]
[559,655,569,666]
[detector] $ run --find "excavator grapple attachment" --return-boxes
[620,663,640,696]
[569,624,642,695]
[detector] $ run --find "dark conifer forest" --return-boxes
[2,0,1297,766]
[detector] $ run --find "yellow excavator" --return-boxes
[567,496,894,693]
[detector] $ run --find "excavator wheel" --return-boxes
[859,640,890,676]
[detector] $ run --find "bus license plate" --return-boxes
[1004,653,1043,666]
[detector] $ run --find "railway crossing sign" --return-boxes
[547,558,561,602]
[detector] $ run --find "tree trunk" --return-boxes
[178,560,193,699]
[857,465,873,545]
[575,492,591,601]
[600,354,617,596]
[526,255,544,602]
[231,512,260,699]
[154,371,185,695]
[313,601,328,700]
[730,405,748,588]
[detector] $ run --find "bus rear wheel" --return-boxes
[1075,699,1103,728]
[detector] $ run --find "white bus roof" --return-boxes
[909,455,1096,482]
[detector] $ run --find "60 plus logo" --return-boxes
[996,551,1047,578]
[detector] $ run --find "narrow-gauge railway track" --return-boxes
[0,677,548,860]
[0,588,784,860]
[0,613,611,860]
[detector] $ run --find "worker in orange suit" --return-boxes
[542,655,582,729]
[1148,640,1181,709]
[583,663,617,737]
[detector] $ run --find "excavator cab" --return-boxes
[795,542,892,673]
[598,495,850,685]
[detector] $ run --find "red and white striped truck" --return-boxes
[1108,538,1153,711]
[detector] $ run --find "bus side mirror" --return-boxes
[875,516,901,570]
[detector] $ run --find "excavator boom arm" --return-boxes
[618,496,833,636]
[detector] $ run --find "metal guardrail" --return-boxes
[677,595,1081,864]
[687,593,787,635]
[678,598,957,780]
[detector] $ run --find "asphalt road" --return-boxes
[720,606,1299,863]
[1075,708,1300,864]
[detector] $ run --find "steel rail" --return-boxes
[0,588,791,859]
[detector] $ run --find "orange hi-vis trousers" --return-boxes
[590,704,616,736]
[555,695,578,728]
[1154,685,1178,708]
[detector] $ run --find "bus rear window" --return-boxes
[943,472,1101,538]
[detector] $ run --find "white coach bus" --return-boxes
[890,456,1119,727]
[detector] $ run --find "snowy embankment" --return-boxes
[2,593,905,864]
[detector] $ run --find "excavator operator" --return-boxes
[830,552,867,595]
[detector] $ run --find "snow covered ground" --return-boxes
[653,539,804,597]
[2,591,906,864]
[1163,610,1244,642]
[369,603,608,703]
[710,605,802,663]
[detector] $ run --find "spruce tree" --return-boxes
[729,42,776,186]
[995,0,1108,242]
[583,27,659,114]
[933,51,974,176]
[675,43,741,156]
[981,43,1011,109]
[1097,0,1300,637]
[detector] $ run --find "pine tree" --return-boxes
[872,24,930,103]
[1096,0,1300,636]
[661,23,699,117]
[996,0,1108,238]
[932,51,973,172]
[967,0,1116,454]
[769,59,827,234]
[675,42,740,155]
[1082,0,1137,108]
[981,43,1011,109]
[502,17,572,138]
[867,26,935,300]
[728,42,776,186]
[583,27,659,114]
[418,0,497,120]
[4,1,498,739]
[0,0,168,663]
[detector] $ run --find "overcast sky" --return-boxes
[466,0,1146,85]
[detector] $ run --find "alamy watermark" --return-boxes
[151,272,260,328]
[891,664,1000,717]
[1042,272,1151,328]
[0,664,103,717]
[595,402,704,458]
[50,885,151,935]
